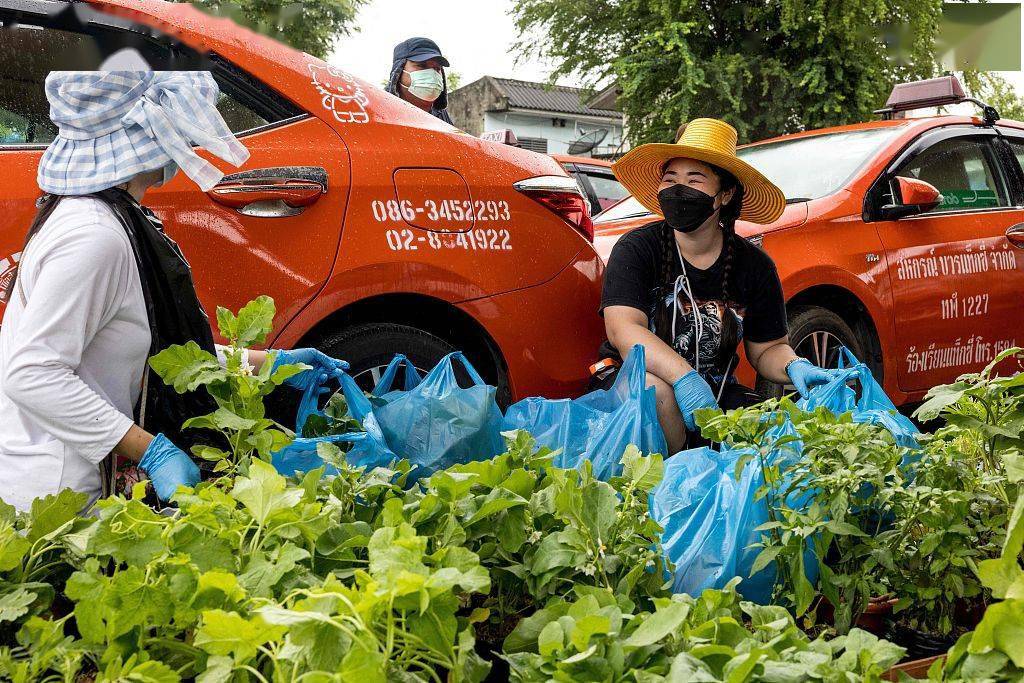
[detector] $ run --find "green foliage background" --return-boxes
[511,0,1024,144]
[179,0,366,58]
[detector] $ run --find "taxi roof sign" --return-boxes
[480,129,519,146]
[875,75,999,125]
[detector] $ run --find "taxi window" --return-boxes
[895,138,1009,213]
[0,22,298,147]
[1005,139,1024,176]
[583,170,630,211]
[594,196,648,223]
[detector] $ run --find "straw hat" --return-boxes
[612,118,785,224]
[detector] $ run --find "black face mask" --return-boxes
[658,184,719,233]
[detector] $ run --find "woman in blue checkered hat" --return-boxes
[0,64,347,512]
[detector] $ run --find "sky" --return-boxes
[328,0,582,90]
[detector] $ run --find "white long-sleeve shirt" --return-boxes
[0,196,150,511]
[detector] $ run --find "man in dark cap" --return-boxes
[385,37,452,124]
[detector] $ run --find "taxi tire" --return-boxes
[754,306,865,400]
[318,322,456,391]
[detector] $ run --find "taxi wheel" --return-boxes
[754,306,865,400]
[318,323,456,392]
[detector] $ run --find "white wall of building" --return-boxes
[482,111,624,156]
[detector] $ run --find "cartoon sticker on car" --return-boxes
[307,63,370,124]
[0,252,21,304]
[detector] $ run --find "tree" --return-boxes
[181,0,365,59]
[446,70,463,91]
[512,0,949,144]
[961,71,1024,122]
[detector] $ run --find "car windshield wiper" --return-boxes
[785,197,812,204]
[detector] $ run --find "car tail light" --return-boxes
[513,175,594,241]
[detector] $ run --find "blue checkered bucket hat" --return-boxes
[37,71,250,195]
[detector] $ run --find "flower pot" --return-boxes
[953,597,987,629]
[885,623,957,660]
[883,654,944,681]
[814,594,897,635]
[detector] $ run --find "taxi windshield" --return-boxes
[737,126,906,201]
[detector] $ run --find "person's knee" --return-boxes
[645,372,673,402]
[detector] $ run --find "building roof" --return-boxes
[490,77,620,119]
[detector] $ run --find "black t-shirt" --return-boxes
[600,220,788,382]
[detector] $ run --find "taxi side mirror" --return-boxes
[879,176,942,219]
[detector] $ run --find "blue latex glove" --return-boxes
[270,348,348,390]
[672,370,720,431]
[139,433,200,501]
[786,358,833,398]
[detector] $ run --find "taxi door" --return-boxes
[0,9,350,339]
[869,127,1024,392]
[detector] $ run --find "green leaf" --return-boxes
[195,655,234,683]
[234,295,276,347]
[27,488,87,542]
[1003,450,1024,484]
[0,587,38,624]
[216,307,237,344]
[620,446,664,491]
[269,362,305,386]
[503,602,571,653]
[185,408,258,433]
[968,599,1024,667]
[824,520,867,537]
[230,459,303,526]
[191,446,230,463]
[569,613,611,651]
[913,381,971,421]
[466,488,528,526]
[749,546,782,577]
[194,609,284,662]
[622,600,690,648]
[149,341,225,393]
[0,523,31,571]
[0,499,15,525]
[538,620,564,657]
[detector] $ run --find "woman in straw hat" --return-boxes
[0,59,347,512]
[601,118,832,453]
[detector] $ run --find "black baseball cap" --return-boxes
[393,37,450,67]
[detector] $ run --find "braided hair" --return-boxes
[657,162,744,373]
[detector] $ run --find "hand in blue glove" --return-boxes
[270,348,348,390]
[786,358,833,398]
[139,433,200,501]
[672,370,720,431]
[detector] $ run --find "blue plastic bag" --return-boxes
[365,354,423,412]
[286,371,399,475]
[271,432,388,477]
[799,347,919,448]
[501,345,667,481]
[652,418,817,603]
[370,352,504,477]
[302,354,422,426]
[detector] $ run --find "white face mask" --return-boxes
[402,67,444,102]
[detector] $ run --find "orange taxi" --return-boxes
[594,77,1024,405]
[0,0,604,403]
[550,155,629,216]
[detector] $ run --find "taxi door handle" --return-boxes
[1006,223,1024,249]
[207,166,328,217]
